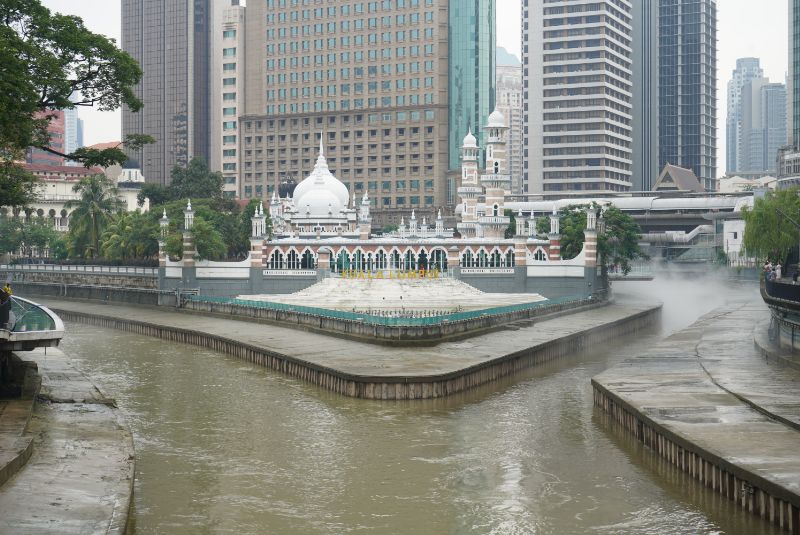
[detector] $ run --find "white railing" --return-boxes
[0,264,158,276]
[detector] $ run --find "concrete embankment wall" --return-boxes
[3,270,157,289]
[53,304,659,400]
[181,297,599,344]
[592,382,800,533]
[8,281,174,306]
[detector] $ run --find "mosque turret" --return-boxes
[409,210,418,236]
[548,208,561,261]
[456,128,481,238]
[250,202,266,268]
[478,109,511,240]
[515,209,525,236]
[182,199,195,267]
[584,206,598,268]
[359,192,371,239]
[435,209,444,237]
[158,209,169,268]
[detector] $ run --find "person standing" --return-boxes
[776,263,783,280]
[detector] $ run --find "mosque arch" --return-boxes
[375,249,388,269]
[531,248,547,262]
[417,249,429,270]
[335,249,351,272]
[430,248,448,271]
[300,248,315,269]
[461,249,475,268]
[268,249,285,269]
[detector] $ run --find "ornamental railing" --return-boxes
[187,293,591,327]
[0,264,157,276]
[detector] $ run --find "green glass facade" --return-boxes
[793,0,800,146]
[448,0,495,171]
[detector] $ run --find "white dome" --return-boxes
[292,142,350,215]
[487,109,506,128]
[462,128,477,148]
[298,188,343,218]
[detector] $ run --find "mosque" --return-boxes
[163,109,603,300]
[260,109,572,275]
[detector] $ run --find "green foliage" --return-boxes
[168,158,223,201]
[383,224,399,233]
[64,174,124,258]
[156,197,270,261]
[742,188,800,263]
[504,209,515,239]
[548,204,647,273]
[535,216,549,238]
[0,216,60,256]
[137,182,171,207]
[597,205,648,274]
[100,211,158,261]
[0,0,148,207]
[190,216,227,261]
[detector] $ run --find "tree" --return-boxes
[64,174,124,258]
[137,182,171,208]
[100,210,158,261]
[164,216,226,262]
[0,1,150,207]
[537,204,646,273]
[168,158,223,201]
[0,216,60,257]
[742,188,800,263]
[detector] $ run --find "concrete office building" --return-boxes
[121,0,212,185]
[26,111,65,167]
[496,53,523,195]
[739,79,787,176]
[241,0,494,226]
[522,0,634,194]
[658,0,717,191]
[632,0,658,191]
[210,0,246,198]
[726,58,762,174]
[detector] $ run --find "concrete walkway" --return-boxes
[593,296,800,509]
[0,348,134,535]
[37,296,657,380]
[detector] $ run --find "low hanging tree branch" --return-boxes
[0,0,149,207]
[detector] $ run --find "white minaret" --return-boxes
[479,109,512,239]
[457,128,481,238]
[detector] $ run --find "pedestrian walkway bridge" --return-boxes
[0,297,64,352]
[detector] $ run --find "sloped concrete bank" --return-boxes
[0,348,135,535]
[48,299,660,400]
[593,300,800,534]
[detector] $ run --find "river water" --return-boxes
[59,279,779,534]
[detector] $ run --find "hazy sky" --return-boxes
[42,0,788,176]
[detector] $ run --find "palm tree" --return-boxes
[64,174,124,258]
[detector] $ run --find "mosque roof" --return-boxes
[291,140,350,218]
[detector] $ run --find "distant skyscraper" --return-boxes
[63,107,84,166]
[726,58,763,174]
[76,118,84,149]
[658,0,718,191]
[632,0,658,191]
[121,0,212,185]
[522,0,634,194]
[496,51,523,194]
[210,0,245,199]
[739,79,787,175]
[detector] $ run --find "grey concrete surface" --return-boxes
[38,296,657,380]
[594,297,800,503]
[0,348,134,535]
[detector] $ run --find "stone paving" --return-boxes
[37,296,655,380]
[238,276,547,312]
[593,295,800,503]
[0,348,134,535]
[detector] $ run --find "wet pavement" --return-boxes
[0,348,134,534]
[593,296,800,504]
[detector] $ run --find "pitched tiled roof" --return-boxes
[653,164,704,193]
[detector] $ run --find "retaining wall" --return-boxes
[181,296,601,344]
[592,382,800,534]
[8,281,168,306]
[53,304,660,400]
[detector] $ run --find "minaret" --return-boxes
[548,208,561,261]
[435,209,444,237]
[358,192,371,239]
[182,199,195,267]
[158,209,169,269]
[456,128,481,238]
[479,109,511,239]
[250,202,266,269]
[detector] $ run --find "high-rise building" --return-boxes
[210,0,245,199]
[447,0,496,174]
[632,0,658,191]
[658,0,717,191]
[726,58,763,174]
[241,0,493,224]
[790,0,800,147]
[496,50,523,195]
[121,0,212,185]
[522,0,634,194]
[26,110,65,166]
[739,78,787,175]
[63,108,84,166]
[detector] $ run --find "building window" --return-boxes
[223,29,236,39]
[223,47,237,57]
[223,107,237,116]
